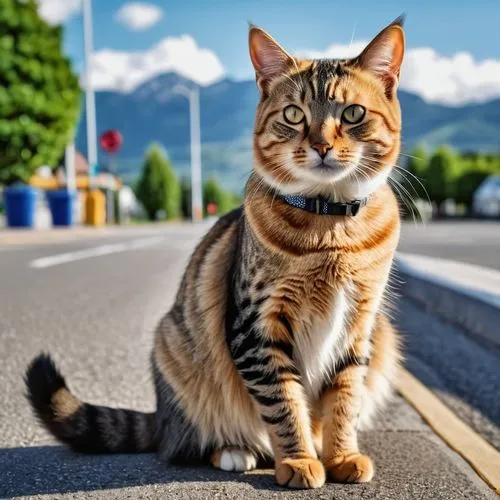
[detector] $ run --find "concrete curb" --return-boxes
[395,256,500,351]
[397,368,500,494]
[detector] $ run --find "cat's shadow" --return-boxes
[0,445,300,497]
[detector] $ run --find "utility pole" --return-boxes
[82,0,98,186]
[173,85,203,222]
[65,143,76,193]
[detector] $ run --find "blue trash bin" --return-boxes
[46,190,75,227]
[3,185,37,228]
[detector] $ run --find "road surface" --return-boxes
[0,223,497,499]
[399,220,500,270]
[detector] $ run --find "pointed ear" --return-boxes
[249,26,294,95]
[357,16,405,98]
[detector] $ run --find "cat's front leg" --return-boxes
[321,336,373,483]
[228,317,325,489]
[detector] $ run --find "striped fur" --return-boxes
[25,17,405,490]
[25,354,156,453]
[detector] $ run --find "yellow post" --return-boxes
[84,189,106,226]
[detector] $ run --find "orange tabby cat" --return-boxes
[26,17,404,489]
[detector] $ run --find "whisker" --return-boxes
[348,22,357,52]
[393,166,431,205]
[388,177,423,225]
[357,152,431,207]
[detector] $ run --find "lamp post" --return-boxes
[100,129,123,224]
[173,85,203,222]
[82,0,97,186]
[65,143,76,193]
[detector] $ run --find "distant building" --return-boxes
[75,151,89,175]
[473,175,500,217]
[119,185,143,220]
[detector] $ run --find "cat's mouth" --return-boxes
[311,160,345,174]
[301,159,354,184]
[314,162,337,170]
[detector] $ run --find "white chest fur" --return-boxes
[294,287,351,397]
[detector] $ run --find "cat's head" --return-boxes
[250,18,405,200]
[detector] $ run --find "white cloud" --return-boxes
[84,35,225,92]
[299,41,367,61]
[115,3,164,31]
[300,42,500,106]
[401,49,500,105]
[38,0,81,25]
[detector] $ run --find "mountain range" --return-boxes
[75,72,500,191]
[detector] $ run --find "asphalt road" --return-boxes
[0,223,497,499]
[399,220,500,270]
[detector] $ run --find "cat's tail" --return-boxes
[24,353,157,454]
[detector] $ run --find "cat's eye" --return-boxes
[341,105,366,125]
[283,105,305,125]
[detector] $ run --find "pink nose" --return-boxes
[311,143,332,159]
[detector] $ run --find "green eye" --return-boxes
[342,105,366,124]
[284,105,305,124]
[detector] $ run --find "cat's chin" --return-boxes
[306,163,349,183]
[311,163,344,175]
[253,161,387,202]
[286,163,354,192]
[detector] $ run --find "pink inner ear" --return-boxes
[249,28,293,90]
[368,42,396,74]
[360,26,405,80]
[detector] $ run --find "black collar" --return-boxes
[280,194,368,216]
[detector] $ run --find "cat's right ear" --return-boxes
[249,26,294,95]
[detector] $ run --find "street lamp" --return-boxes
[173,85,203,222]
[82,0,98,187]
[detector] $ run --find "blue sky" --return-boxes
[39,0,500,105]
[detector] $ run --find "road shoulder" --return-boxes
[1,396,496,499]
[398,368,500,494]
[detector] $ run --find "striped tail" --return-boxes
[25,353,157,454]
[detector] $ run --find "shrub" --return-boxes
[406,144,428,179]
[426,146,459,205]
[180,177,191,219]
[203,176,236,216]
[135,144,181,220]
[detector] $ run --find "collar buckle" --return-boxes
[349,201,361,216]
[315,199,322,215]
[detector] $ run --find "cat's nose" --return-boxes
[311,143,332,159]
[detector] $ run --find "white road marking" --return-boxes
[29,236,166,269]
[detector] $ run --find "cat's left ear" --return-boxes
[249,26,294,95]
[356,16,405,98]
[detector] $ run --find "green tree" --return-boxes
[203,176,235,216]
[0,0,81,185]
[230,191,243,208]
[406,144,428,179]
[455,170,490,207]
[403,144,429,200]
[454,153,493,208]
[426,146,458,205]
[180,177,191,219]
[136,144,181,221]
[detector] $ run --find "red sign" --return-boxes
[207,202,218,215]
[100,130,123,154]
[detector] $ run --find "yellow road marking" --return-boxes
[398,368,500,494]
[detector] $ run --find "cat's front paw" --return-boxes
[324,453,374,483]
[275,457,326,489]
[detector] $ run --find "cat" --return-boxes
[25,17,405,489]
